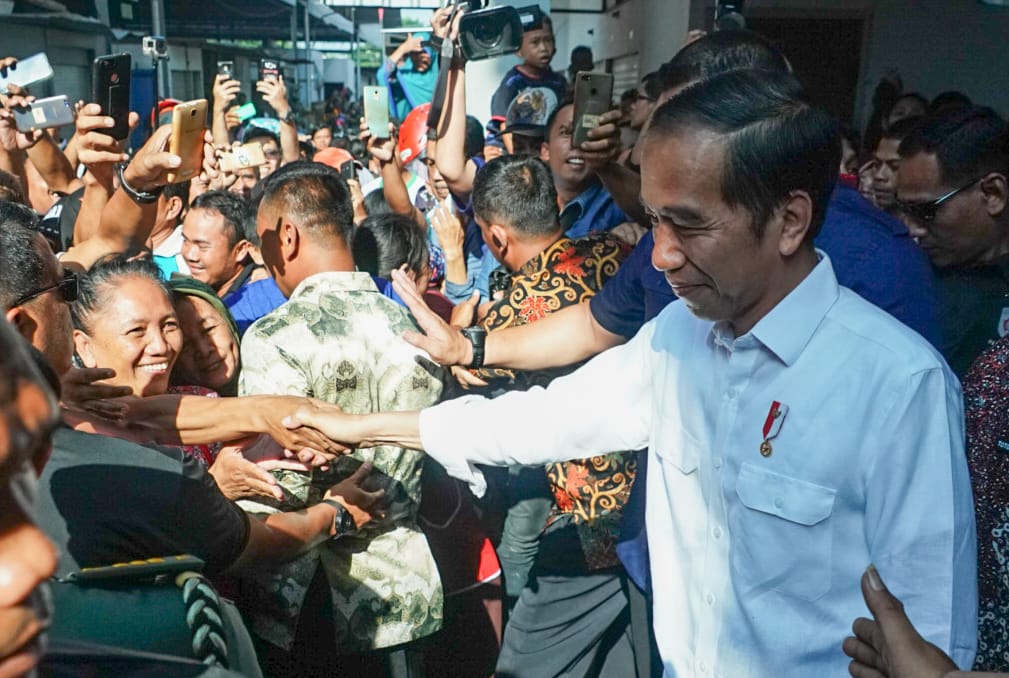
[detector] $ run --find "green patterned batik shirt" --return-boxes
[238,271,446,652]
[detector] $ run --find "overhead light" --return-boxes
[980,0,1009,6]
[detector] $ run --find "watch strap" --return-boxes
[462,326,486,369]
[115,163,162,204]
[321,498,356,538]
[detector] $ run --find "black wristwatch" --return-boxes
[322,499,356,539]
[115,163,162,204]
[460,326,487,369]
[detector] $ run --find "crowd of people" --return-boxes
[0,5,1008,678]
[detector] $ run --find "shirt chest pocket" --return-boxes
[729,462,836,602]
[651,424,701,475]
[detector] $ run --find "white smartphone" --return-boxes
[0,53,54,94]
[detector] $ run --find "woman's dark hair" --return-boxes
[352,213,429,279]
[71,255,171,333]
[647,68,839,241]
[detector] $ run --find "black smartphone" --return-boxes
[91,53,131,140]
[339,160,356,182]
[259,59,279,83]
[571,71,614,149]
[217,60,234,79]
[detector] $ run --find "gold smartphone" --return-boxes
[167,99,208,184]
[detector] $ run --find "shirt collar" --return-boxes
[560,180,604,215]
[289,271,379,299]
[711,250,840,366]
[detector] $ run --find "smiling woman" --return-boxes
[168,278,242,397]
[71,256,182,398]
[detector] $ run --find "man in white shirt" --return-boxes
[285,68,977,677]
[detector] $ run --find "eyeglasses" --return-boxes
[633,93,655,103]
[897,178,980,223]
[11,270,79,307]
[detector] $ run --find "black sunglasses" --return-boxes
[897,178,980,223]
[12,270,79,307]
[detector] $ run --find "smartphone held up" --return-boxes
[167,99,207,184]
[11,95,74,133]
[92,53,132,140]
[571,71,614,149]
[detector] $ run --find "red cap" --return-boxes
[397,103,430,165]
[313,147,355,171]
[151,98,182,129]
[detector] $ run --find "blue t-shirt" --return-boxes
[224,277,288,336]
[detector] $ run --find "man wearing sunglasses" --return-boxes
[897,106,1009,377]
[0,204,77,377]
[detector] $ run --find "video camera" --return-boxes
[457,3,544,62]
[142,36,168,59]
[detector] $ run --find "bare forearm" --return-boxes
[436,67,476,195]
[443,251,467,286]
[279,119,299,164]
[381,162,416,217]
[125,394,293,445]
[73,175,112,245]
[596,163,647,226]
[230,504,335,572]
[310,410,424,451]
[211,108,231,148]
[484,301,624,370]
[26,134,80,194]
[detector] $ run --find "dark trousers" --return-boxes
[495,518,636,678]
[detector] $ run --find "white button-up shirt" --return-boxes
[420,255,977,676]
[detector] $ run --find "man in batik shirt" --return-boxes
[239,162,445,676]
[460,155,637,676]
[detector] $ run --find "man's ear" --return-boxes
[232,239,253,266]
[540,140,550,162]
[166,195,184,221]
[72,329,97,368]
[488,222,509,254]
[775,190,814,257]
[980,172,1009,219]
[5,307,37,345]
[279,220,300,262]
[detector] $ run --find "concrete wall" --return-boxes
[857,0,1009,122]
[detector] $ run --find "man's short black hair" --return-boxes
[244,129,280,147]
[879,115,923,147]
[472,155,559,239]
[163,180,191,209]
[647,69,839,241]
[189,190,251,249]
[641,71,661,101]
[658,29,789,94]
[544,94,574,142]
[898,106,1008,188]
[260,161,354,244]
[0,207,47,311]
[929,91,972,117]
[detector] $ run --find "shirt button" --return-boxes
[706,592,715,605]
[774,497,784,509]
[699,661,707,673]
[713,457,723,469]
[713,526,722,539]
[725,388,737,400]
